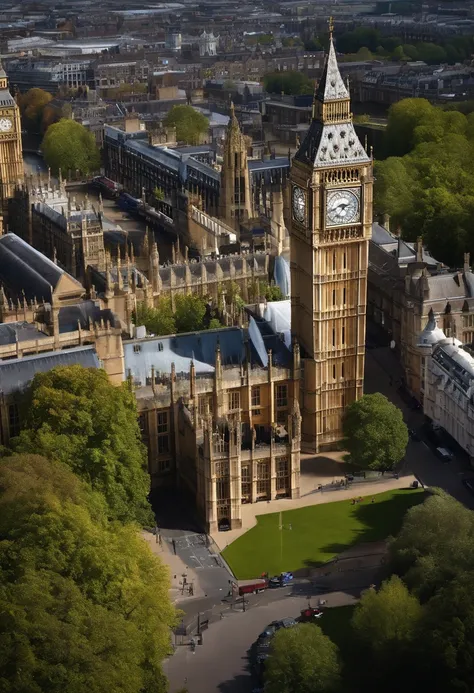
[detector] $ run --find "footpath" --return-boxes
[142,530,205,603]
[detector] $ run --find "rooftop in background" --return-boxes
[371,222,440,268]
[0,346,100,396]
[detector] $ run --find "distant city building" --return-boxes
[418,313,474,461]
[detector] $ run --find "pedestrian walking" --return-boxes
[172,539,176,555]
[371,497,375,503]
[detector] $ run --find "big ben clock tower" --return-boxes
[0,63,23,210]
[290,19,373,452]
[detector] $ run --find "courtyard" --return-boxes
[222,487,425,579]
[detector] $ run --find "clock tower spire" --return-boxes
[290,21,373,452]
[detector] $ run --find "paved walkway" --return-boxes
[211,472,417,550]
[142,530,205,602]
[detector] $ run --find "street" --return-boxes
[164,590,357,693]
[365,346,474,509]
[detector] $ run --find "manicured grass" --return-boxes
[222,487,425,579]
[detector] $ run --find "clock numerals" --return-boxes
[326,189,360,227]
[292,186,306,223]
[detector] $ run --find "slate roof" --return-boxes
[294,37,369,169]
[0,346,100,396]
[124,327,247,383]
[0,321,49,345]
[316,39,350,102]
[58,300,118,333]
[0,233,82,303]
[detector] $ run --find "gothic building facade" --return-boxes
[290,31,373,451]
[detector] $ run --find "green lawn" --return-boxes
[222,487,425,579]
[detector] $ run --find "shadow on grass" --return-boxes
[302,488,426,571]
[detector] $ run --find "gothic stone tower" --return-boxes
[218,103,252,230]
[290,27,373,452]
[0,64,23,211]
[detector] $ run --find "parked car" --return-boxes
[275,617,297,630]
[258,625,277,640]
[300,607,323,622]
[269,572,294,588]
[436,447,454,463]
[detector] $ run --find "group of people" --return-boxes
[351,496,376,505]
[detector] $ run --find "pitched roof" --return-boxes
[316,39,350,103]
[0,233,83,303]
[0,346,100,396]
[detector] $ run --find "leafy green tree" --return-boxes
[342,393,408,472]
[385,98,435,156]
[19,87,53,133]
[12,366,152,524]
[416,572,474,693]
[352,576,422,650]
[391,45,407,61]
[175,293,207,333]
[42,119,100,175]
[389,489,474,601]
[416,42,447,64]
[163,105,208,145]
[350,576,423,693]
[135,298,176,336]
[402,44,419,60]
[374,156,414,227]
[0,454,177,693]
[264,623,341,693]
[263,71,313,95]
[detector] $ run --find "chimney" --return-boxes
[383,213,390,233]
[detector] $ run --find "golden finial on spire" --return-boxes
[328,16,334,40]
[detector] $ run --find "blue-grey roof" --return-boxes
[0,321,50,346]
[58,300,118,333]
[124,327,246,382]
[125,138,182,173]
[0,346,100,396]
[248,157,290,173]
[0,233,81,303]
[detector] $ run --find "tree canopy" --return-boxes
[0,454,176,693]
[135,294,222,336]
[389,489,474,601]
[18,87,53,134]
[375,98,474,266]
[263,71,314,96]
[264,623,341,693]
[163,105,208,145]
[42,118,100,175]
[352,576,422,652]
[342,393,408,471]
[12,365,152,524]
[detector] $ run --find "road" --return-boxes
[164,589,357,693]
[365,346,474,509]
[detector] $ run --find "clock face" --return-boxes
[326,189,360,227]
[292,186,306,223]
[0,118,12,132]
